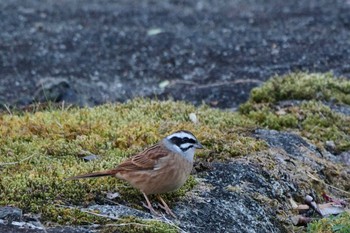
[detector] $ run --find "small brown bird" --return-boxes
[66,130,203,217]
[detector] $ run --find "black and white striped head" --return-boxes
[164,130,203,162]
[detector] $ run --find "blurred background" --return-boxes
[1,0,349,110]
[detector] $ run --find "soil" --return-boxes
[1,0,350,109]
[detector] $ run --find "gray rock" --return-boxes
[1,0,350,109]
[0,206,22,222]
[34,77,71,102]
[326,103,350,116]
[84,204,153,219]
[325,140,336,154]
[339,151,350,166]
[254,129,321,159]
[157,80,262,110]
[0,225,92,233]
[177,162,289,233]
[255,128,350,167]
[34,77,85,106]
[82,154,99,162]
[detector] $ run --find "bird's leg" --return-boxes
[157,195,177,218]
[142,192,160,216]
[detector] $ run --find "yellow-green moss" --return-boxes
[240,73,350,153]
[100,216,179,233]
[307,212,350,233]
[42,205,111,225]
[0,99,264,225]
[247,72,350,104]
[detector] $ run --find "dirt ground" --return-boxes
[1,0,350,110]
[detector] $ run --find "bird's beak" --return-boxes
[195,142,204,149]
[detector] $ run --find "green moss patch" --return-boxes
[308,212,350,233]
[240,73,350,153]
[247,72,350,104]
[100,216,179,233]
[0,99,263,225]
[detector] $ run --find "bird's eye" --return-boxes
[182,137,196,144]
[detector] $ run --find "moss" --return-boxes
[240,104,299,130]
[307,212,350,233]
[42,205,111,225]
[247,72,350,104]
[100,216,179,233]
[299,102,350,152]
[0,98,265,225]
[240,73,350,153]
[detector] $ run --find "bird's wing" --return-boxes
[116,143,169,171]
[66,143,170,180]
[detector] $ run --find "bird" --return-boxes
[66,130,203,217]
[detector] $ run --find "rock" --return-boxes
[339,151,350,166]
[84,204,152,219]
[157,80,262,110]
[325,140,336,154]
[1,0,350,109]
[82,154,99,162]
[0,225,39,233]
[34,77,84,106]
[34,77,70,102]
[254,129,321,159]
[0,225,91,233]
[0,206,22,223]
[327,103,350,116]
[0,0,349,232]
[253,128,350,172]
[177,162,289,233]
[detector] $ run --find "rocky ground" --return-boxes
[0,0,350,110]
[1,0,350,233]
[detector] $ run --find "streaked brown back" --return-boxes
[115,142,169,171]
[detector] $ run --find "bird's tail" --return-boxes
[65,170,117,181]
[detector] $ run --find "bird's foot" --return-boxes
[142,202,161,216]
[142,192,161,216]
[157,195,177,218]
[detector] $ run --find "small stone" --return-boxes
[159,80,170,89]
[34,77,83,106]
[106,192,120,199]
[147,28,163,36]
[339,151,350,165]
[189,113,198,124]
[325,140,336,153]
[304,195,313,203]
[34,77,71,102]
[82,154,99,162]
